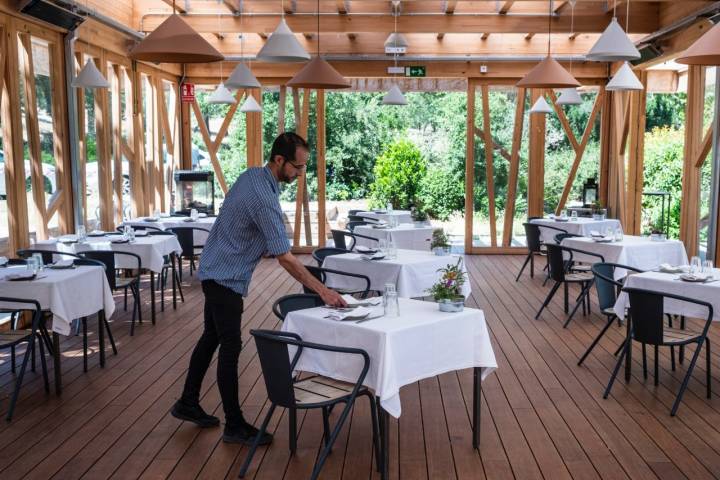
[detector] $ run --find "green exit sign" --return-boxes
[405,66,426,77]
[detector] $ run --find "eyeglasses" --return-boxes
[283,158,307,171]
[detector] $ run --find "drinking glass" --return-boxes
[388,238,397,259]
[153,208,161,219]
[703,260,714,277]
[690,256,702,274]
[570,211,578,222]
[190,208,199,221]
[606,226,615,239]
[77,224,87,241]
[560,209,567,218]
[386,202,393,214]
[614,227,624,242]
[26,257,38,274]
[383,283,399,317]
[378,238,387,255]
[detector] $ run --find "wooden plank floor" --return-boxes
[1,254,720,479]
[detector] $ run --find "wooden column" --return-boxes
[607,91,629,227]
[464,81,475,253]
[246,88,263,168]
[180,100,193,170]
[480,84,497,247]
[75,53,88,226]
[48,41,72,234]
[527,89,546,218]
[95,53,114,230]
[598,90,613,209]
[130,66,147,217]
[317,90,327,247]
[680,65,705,255]
[625,72,648,235]
[501,87,526,246]
[111,65,123,224]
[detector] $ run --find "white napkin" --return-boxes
[35,238,58,245]
[361,252,386,261]
[53,259,74,268]
[341,295,383,306]
[324,306,372,321]
[58,235,78,242]
[659,263,690,274]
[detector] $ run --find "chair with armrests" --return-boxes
[331,229,380,251]
[0,297,47,421]
[72,258,118,370]
[116,224,162,232]
[238,329,380,479]
[311,247,350,267]
[148,230,184,310]
[535,244,604,326]
[303,266,376,299]
[577,262,643,366]
[348,214,377,223]
[79,250,143,335]
[516,222,545,281]
[553,233,592,274]
[603,287,713,416]
[346,221,371,232]
[167,227,210,281]
[272,294,326,321]
[17,249,80,266]
[347,209,362,216]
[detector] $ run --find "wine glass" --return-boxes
[703,260,714,278]
[570,211,578,222]
[690,256,702,274]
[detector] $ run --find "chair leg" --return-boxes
[11,345,15,374]
[671,340,705,416]
[310,400,358,480]
[613,341,625,357]
[124,288,128,311]
[564,281,593,328]
[31,337,36,373]
[530,254,535,278]
[563,282,569,313]
[642,343,647,380]
[680,316,686,364]
[535,282,561,320]
[134,283,142,324]
[366,392,381,473]
[604,338,630,399]
[130,287,137,336]
[706,338,712,399]
[160,268,165,313]
[289,407,297,454]
[671,346,676,371]
[322,406,332,449]
[38,334,49,393]
[82,317,88,373]
[654,345,659,386]
[175,267,185,303]
[238,404,277,478]
[578,315,615,366]
[515,253,532,282]
[7,336,34,421]
[104,316,117,355]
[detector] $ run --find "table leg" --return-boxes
[624,314,632,382]
[98,310,106,367]
[171,254,177,309]
[53,332,61,395]
[473,367,483,449]
[150,271,156,325]
[376,397,389,480]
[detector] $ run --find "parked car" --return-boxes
[0,151,57,199]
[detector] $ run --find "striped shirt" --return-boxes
[198,166,291,296]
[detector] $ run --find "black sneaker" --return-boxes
[171,401,220,428]
[223,422,273,445]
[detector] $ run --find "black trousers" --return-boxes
[180,280,245,427]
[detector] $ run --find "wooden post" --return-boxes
[278,85,286,135]
[680,65,705,254]
[598,90,613,209]
[112,64,123,224]
[95,52,114,231]
[246,88,263,167]
[75,53,88,226]
[480,84,497,247]
[131,66,147,217]
[607,91,629,227]
[626,72,647,235]
[465,81,475,253]
[48,40,72,234]
[180,100,192,170]
[528,89,546,218]
[501,87,526,247]
[317,89,327,247]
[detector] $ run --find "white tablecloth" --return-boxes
[0,265,115,335]
[123,216,215,245]
[357,210,414,225]
[322,250,471,298]
[282,298,497,417]
[34,235,181,273]
[354,224,434,251]
[561,235,688,279]
[613,269,720,321]
[531,217,622,243]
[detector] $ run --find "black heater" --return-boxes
[174,170,215,215]
[582,178,599,207]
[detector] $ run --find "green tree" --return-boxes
[370,139,427,209]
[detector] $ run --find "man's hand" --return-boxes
[319,287,347,307]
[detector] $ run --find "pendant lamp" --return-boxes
[383,84,408,105]
[129,10,223,63]
[586,17,640,62]
[208,83,236,104]
[517,1,579,89]
[606,61,643,91]
[240,94,263,112]
[256,18,310,63]
[530,96,553,114]
[677,22,720,65]
[226,63,261,89]
[287,0,350,89]
[556,87,582,105]
[384,32,409,49]
[72,59,110,89]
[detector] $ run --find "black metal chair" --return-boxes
[148,230,184,311]
[0,297,47,421]
[116,224,162,232]
[17,249,80,266]
[303,266,374,298]
[553,232,593,274]
[272,294,326,321]
[577,262,643,366]
[516,222,547,281]
[238,330,380,479]
[347,209,362,216]
[535,244,604,326]
[331,229,379,251]
[604,287,713,416]
[348,214,376,223]
[346,221,371,232]
[80,250,143,335]
[167,227,210,280]
[311,247,350,267]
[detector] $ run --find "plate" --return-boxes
[679,273,710,282]
[182,218,194,222]
[88,231,106,237]
[134,231,149,237]
[355,246,378,254]
[592,237,613,243]
[143,217,159,222]
[554,218,569,223]
[361,253,386,261]
[48,261,75,269]
[111,239,130,244]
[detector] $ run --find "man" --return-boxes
[171,132,346,444]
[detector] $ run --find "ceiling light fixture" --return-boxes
[240,94,263,112]
[530,95,553,114]
[208,8,235,105]
[586,1,640,62]
[72,59,110,89]
[256,0,311,63]
[383,2,408,105]
[287,0,350,89]
[604,2,643,91]
[677,21,720,65]
[556,1,582,105]
[225,5,261,90]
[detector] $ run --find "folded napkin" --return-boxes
[35,238,58,245]
[342,295,383,306]
[355,245,378,254]
[58,235,78,242]
[52,259,74,268]
[361,252,386,261]
[659,263,690,274]
[324,306,372,321]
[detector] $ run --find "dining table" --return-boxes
[0,263,115,393]
[357,210,414,225]
[353,223,435,251]
[321,249,472,298]
[531,217,622,243]
[282,297,497,479]
[123,215,216,245]
[561,235,688,279]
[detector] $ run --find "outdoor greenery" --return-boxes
[190,85,715,241]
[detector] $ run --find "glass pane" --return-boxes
[0,91,9,255]
[700,67,716,258]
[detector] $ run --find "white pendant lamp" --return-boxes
[208,83,236,104]
[384,32,409,49]
[72,59,110,89]
[256,18,310,63]
[382,84,407,105]
[240,94,263,112]
[556,88,582,106]
[606,61,643,91]
[530,96,553,114]
[226,63,261,89]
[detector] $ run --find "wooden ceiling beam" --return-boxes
[141,9,660,34]
[160,0,187,14]
[285,0,298,14]
[555,1,570,14]
[499,1,515,14]
[443,0,458,14]
[337,0,349,14]
[437,32,445,39]
[222,0,241,14]
[524,32,535,40]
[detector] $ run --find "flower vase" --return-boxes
[438,296,465,312]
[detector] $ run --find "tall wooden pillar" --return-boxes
[626,71,648,235]
[680,66,705,256]
[528,89,546,218]
[246,88,263,168]
[606,90,629,227]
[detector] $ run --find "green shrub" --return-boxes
[370,139,426,209]
[418,166,465,221]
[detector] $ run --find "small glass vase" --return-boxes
[438,296,465,312]
[432,246,451,256]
